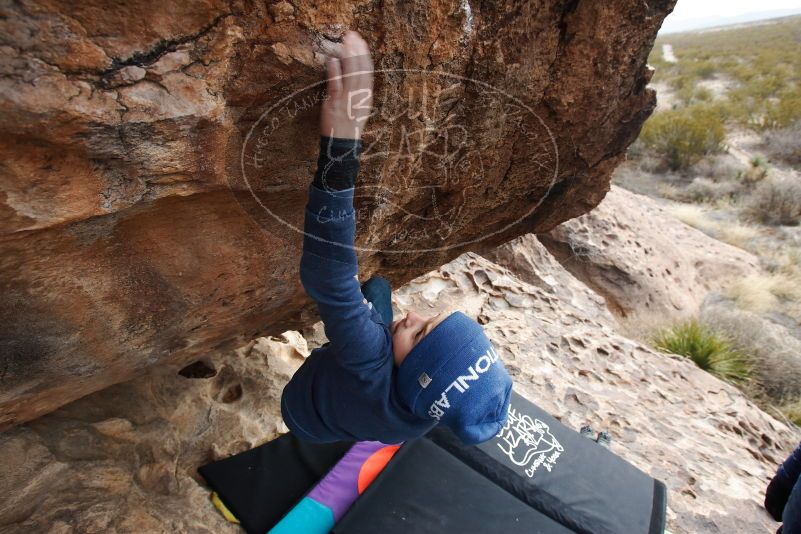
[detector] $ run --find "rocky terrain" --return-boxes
[0,0,674,427]
[1,187,796,534]
[3,4,797,534]
[539,186,761,320]
[613,17,801,425]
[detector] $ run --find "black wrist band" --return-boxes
[313,136,363,191]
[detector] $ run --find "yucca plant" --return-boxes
[653,320,750,383]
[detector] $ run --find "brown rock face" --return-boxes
[0,0,674,428]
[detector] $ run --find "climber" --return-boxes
[280,31,513,445]
[765,440,801,533]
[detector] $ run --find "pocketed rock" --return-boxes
[540,186,761,320]
[1,247,793,533]
[0,335,308,533]
[396,252,797,534]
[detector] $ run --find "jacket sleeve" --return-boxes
[778,442,801,489]
[298,140,389,369]
[765,441,801,521]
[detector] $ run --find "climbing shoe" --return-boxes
[596,431,612,448]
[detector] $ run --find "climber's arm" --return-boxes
[300,137,386,364]
[299,32,385,367]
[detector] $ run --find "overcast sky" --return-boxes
[661,0,801,33]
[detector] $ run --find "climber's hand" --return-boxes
[320,31,373,140]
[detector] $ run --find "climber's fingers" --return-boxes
[337,31,373,101]
[325,56,343,96]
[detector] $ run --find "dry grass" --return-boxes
[661,177,745,204]
[702,303,801,402]
[664,203,761,249]
[725,272,801,320]
[692,154,745,181]
[718,222,762,249]
[666,203,715,231]
[764,121,801,166]
[744,176,801,226]
[657,183,683,200]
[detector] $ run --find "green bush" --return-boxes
[675,85,714,106]
[780,401,801,426]
[653,320,750,382]
[639,106,726,171]
[651,16,801,133]
[691,61,717,80]
[763,96,801,130]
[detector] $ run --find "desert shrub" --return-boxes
[737,156,769,184]
[743,74,785,100]
[640,106,726,171]
[625,138,647,160]
[656,183,682,201]
[676,85,715,106]
[744,177,801,225]
[762,96,801,130]
[764,121,801,166]
[653,16,801,132]
[780,400,801,426]
[682,177,743,203]
[691,61,717,80]
[691,154,745,182]
[727,81,801,131]
[702,303,801,401]
[669,72,696,92]
[726,272,800,311]
[694,87,714,102]
[683,178,719,202]
[653,320,750,382]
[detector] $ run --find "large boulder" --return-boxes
[0,0,674,427]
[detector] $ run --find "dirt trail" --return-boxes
[662,43,677,63]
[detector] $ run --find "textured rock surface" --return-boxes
[0,334,305,534]
[0,247,794,533]
[0,0,674,428]
[540,186,761,320]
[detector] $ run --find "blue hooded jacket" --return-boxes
[281,184,436,444]
[280,137,512,445]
